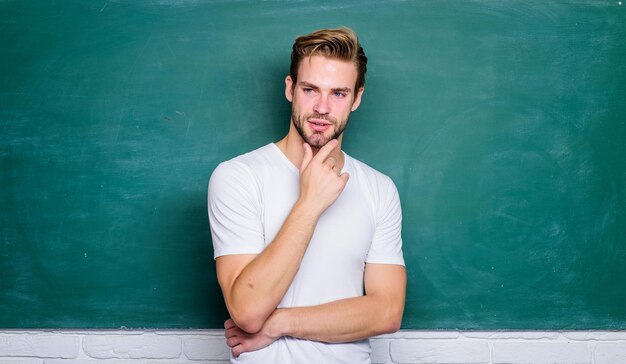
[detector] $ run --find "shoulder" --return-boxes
[345,153,397,194]
[345,153,401,220]
[208,144,277,201]
[210,144,275,183]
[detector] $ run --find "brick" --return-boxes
[55,330,144,336]
[390,340,489,364]
[45,361,148,364]
[184,337,230,360]
[370,339,390,364]
[492,342,591,364]
[155,329,224,336]
[82,334,181,359]
[463,331,559,340]
[595,343,626,364]
[150,362,231,364]
[563,332,626,341]
[0,334,79,358]
[377,331,460,339]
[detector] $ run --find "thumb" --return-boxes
[300,143,313,173]
[339,171,350,185]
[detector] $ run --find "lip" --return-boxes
[308,118,331,125]
[308,120,332,132]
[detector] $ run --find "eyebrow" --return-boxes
[298,81,353,94]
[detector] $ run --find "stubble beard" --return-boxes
[291,110,350,149]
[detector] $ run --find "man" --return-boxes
[208,27,406,363]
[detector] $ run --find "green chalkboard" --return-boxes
[1,1,625,329]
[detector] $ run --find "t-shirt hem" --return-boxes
[213,248,263,259]
[365,258,406,266]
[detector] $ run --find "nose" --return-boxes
[313,94,330,115]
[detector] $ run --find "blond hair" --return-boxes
[290,27,367,91]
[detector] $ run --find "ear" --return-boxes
[285,75,294,102]
[351,87,364,111]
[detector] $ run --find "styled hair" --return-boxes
[290,27,367,92]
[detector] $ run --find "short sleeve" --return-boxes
[207,160,265,258]
[366,176,405,266]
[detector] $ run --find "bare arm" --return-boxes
[216,140,348,333]
[278,263,406,342]
[224,263,406,356]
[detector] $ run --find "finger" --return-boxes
[325,156,337,169]
[225,326,238,339]
[340,171,350,185]
[232,344,243,358]
[312,139,338,163]
[224,318,236,329]
[227,335,242,348]
[232,341,251,358]
[300,142,313,173]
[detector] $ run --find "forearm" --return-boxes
[226,200,320,331]
[273,294,404,343]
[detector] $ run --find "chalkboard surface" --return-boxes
[1,1,624,329]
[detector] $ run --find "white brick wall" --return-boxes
[0,330,625,363]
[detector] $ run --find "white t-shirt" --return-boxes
[208,143,404,364]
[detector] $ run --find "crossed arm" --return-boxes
[218,257,406,356]
[214,140,406,356]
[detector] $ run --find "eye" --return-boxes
[334,92,347,98]
[302,88,314,94]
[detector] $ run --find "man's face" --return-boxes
[285,55,363,149]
